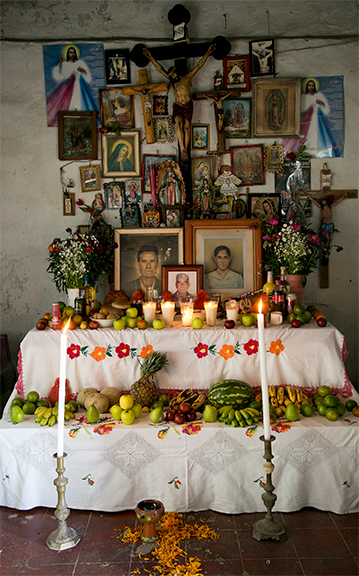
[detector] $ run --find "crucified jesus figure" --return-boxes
[143,44,216,159]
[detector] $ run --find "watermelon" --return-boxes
[208,380,254,409]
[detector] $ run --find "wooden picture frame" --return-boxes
[249,193,281,221]
[142,154,174,194]
[184,219,262,296]
[114,228,184,293]
[104,48,131,85]
[153,95,168,116]
[154,116,173,143]
[58,111,97,160]
[191,124,209,151]
[223,55,250,92]
[161,205,185,228]
[79,164,101,192]
[252,77,301,138]
[101,130,140,177]
[249,39,275,77]
[161,264,203,304]
[63,192,75,216]
[191,156,213,189]
[99,88,134,130]
[264,144,284,173]
[231,144,265,186]
[222,98,251,139]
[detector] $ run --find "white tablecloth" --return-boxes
[0,410,358,514]
[13,321,353,402]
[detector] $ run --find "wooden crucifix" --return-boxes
[294,187,357,288]
[122,69,166,145]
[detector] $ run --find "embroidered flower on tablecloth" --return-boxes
[91,346,106,362]
[269,339,284,356]
[243,339,259,355]
[182,422,203,435]
[219,344,234,360]
[116,343,130,358]
[93,422,116,435]
[82,474,94,486]
[67,343,81,359]
[271,420,292,433]
[194,343,208,358]
[141,345,154,359]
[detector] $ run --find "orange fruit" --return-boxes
[61,316,76,330]
[300,403,314,417]
[345,399,358,411]
[352,406,359,417]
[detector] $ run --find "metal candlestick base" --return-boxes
[46,453,81,551]
[252,435,287,542]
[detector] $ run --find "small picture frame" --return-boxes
[125,179,142,203]
[191,156,213,189]
[142,154,175,194]
[104,181,124,209]
[142,210,161,228]
[79,164,101,192]
[249,39,275,77]
[252,77,301,138]
[58,111,97,161]
[99,88,134,130]
[154,116,173,143]
[191,124,210,151]
[161,205,185,228]
[264,144,284,173]
[101,130,141,178]
[153,95,168,116]
[63,192,75,216]
[231,144,265,186]
[121,203,141,228]
[222,98,251,139]
[223,55,250,92]
[249,193,281,221]
[104,48,131,85]
[161,264,203,306]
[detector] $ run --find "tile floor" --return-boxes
[0,506,358,576]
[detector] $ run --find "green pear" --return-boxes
[10,405,24,424]
[86,404,99,423]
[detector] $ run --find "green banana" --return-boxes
[240,409,253,426]
[40,416,50,426]
[228,409,235,421]
[48,414,57,427]
[235,410,246,427]
[231,418,239,427]
[246,407,261,422]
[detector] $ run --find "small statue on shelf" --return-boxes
[156,159,185,206]
[214,164,242,198]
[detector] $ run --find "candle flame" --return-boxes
[62,317,71,334]
[258,298,263,314]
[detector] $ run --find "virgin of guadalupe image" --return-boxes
[156,160,185,206]
[108,140,134,172]
[267,89,285,130]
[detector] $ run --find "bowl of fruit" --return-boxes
[91,307,118,328]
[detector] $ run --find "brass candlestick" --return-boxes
[46,453,81,550]
[252,435,287,541]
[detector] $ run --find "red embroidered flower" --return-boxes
[194,343,208,358]
[244,339,259,355]
[116,343,130,358]
[269,339,284,356]
[67,343,80,359]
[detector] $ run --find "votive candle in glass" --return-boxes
[225,299,239,324]
[143,301,157,325]
[204,300,218,326]
[181,300,194,326]
[161,301,175,326]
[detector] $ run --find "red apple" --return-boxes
[165,409,176,422]
[291,319,301,328]
[224,319,235,329]
[36,319,48,330]
[186,410,197,421]
[174,412,186,424]
[317,317,327,327]
[88,320,99,329]
[178,402,191,414]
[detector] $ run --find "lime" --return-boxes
[345,399,358,411]
[303,310,312,323]
[314,396,325,406]
[293,303,305,315]
[336,402,346,416]
[67,400,78,412]
[27,390,39,403]
[317,403,328,416]
[249,401,262,411]
[268,404,275,414]
[295,313,307,325]
[12,397,25,407]
[152,400,164,409]
[325,407,339,421]
[300,403,314,417]
[158,394,169,406]
[22,402,36,415]
[36,399,49,408]
[323,394,339,407]
[318,385,331,397]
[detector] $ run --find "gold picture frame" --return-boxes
[264,144,284,173]
[101,130,141,178]
[79,164,101,192]
[253,77,301,138]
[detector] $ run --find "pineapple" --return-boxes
[131,352,168,407]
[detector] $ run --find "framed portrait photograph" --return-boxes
[125,179,142,203]
[104,181,124,209]
[249,39,275,77]
[253,77,301,138]
[162,264,203,306]
[161,205,184,228]
[231,145,265,186]
[184,219,263,296]
[114,228,184,294]
[223,55,250,92]
[222,98,251,139]
[142,154,174,194]
[79,164,101,192]
[104,48,131,85]
[191,156,213,189]
[99,88,134,130]
[121,203,141,228]
[249,193,281,221]
[154,116,173,143]
[264,144,284,173]
[153,95,168,116]
[191,124,209,151]
[101,130,140,177]
[58,111,97,160]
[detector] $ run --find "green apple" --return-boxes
[120,394,134,410]
[152,319,164,330]
[121,315,129,326]
[126,307,138,318]
[192,317,203,329]
[150,406,164,423]
[241,313,255,327]
[113,318,125,330]
[127,317,138,328]
[121,409,135,425]
[132,403,142,419]
[110,404,123,421]
[202,404,218,422]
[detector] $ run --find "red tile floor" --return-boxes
[0,506,358,576]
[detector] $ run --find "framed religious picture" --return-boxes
[63,192,75,216]
[142,210,161,228]
[252,77,301,138]
[184,219,262,296]
[161,264,203,304]
[153,95,168,116]
[79,164,101,193]
[154,116,173,143]
[249,39,275,77]
[191,124,209,151]
[114,228,184,294]
[58,111,97,160]
[249,193,281,221]
[104,181,124,209]
[99,88,134,130]
[156,160,185,207]
[223,55,250,92]
[264,144,284,173]
[121,203,141,228]
[275,157,312,218]
[104,48,131,85]
[124,179,142,203]
[101,130,140,177]
[142,154,175,194]
[191,156,213,189]
[222,98,251,139]
[231,144,265,186]
[161,205,185,228]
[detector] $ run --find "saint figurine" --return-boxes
[214,164,242,197]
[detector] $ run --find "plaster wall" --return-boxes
[0,2,358,387]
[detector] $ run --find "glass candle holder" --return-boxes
[204,300,218,327]
[161,301,175,326]
[143,301,157,325]
[181,300,194,327]
[225,299,239,324]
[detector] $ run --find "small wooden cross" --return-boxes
[122,69,167,144]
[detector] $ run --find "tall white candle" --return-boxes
[57,321,69,458]
[143,301,156,325]
[258,299,271,441]
[161,301,175,326]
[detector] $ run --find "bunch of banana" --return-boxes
[169,389,207,412]
[34,403,77,426]
[268,385,311,417]
[218,405,261,427]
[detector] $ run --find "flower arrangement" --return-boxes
[47,227,118,293]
